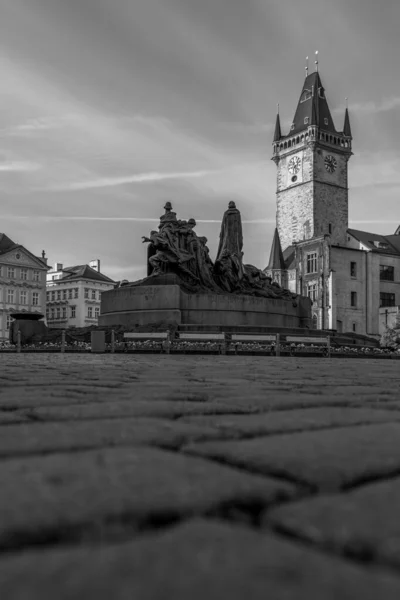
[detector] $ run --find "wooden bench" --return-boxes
[123,332,170,353]
[229,334,277,355]
[176,332,226,354]
[285,335,331,357]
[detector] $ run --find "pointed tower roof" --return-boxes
[266,228,286,270]
[343,107,352,137]
[289,71,337,136]
[273,112,282,142]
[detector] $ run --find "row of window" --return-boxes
[46,288,102,302]
[0,267,41,281]
[351,291,396,308]
[46,306,100,320]
[307,286,396,309]
[0,290,40,305]
[47,288,79,301]
[308,256,396,282]
[47,306,75,320]
[351,263,395,281]
[84,288,102,300]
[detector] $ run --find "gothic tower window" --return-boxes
[306,253,318,274]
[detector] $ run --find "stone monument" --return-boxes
[99,202,311,330]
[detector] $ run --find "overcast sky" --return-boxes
[1,0,399,281]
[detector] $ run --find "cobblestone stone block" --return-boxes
[181,407,400,436]
[0,417,234,458]
[185,423,400,490]
[0,412,29,424]
[20,400,258,422]
[1,520,400,600]
[0,448,295,547]
[267,477,400,569]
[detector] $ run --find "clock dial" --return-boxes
[288,156,301,175]
[324,155,337,173]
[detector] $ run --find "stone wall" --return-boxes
[99,285,312,330]
[313,182,348,246]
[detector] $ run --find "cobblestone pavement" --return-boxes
[0,354,400,599]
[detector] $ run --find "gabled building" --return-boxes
[0,233,49,340]
[266,65,400,337]
[46,259,115,329]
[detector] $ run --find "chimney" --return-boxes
[89,259,100,272]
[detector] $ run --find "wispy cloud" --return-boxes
[40,168,224,192]
[333,96,400,115]
[3,116,66,136]
[2,214,276,224]
[0,161,41,173]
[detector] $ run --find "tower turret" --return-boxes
[343,107,352,138]
[264,228,287,287]
[273,111,282,142]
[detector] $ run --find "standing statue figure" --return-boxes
[159,201,177,229]
[180,218,198,277]
[142,203,201,283]
[214,201,244,292]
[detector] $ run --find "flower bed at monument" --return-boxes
[1,339,400,356]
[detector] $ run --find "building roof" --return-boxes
[275,71,344,141]
[0,233,18,256]
[266,228,286,270]
[291,72,338,136]
[0,233,49,267]
[385,235,400,254]
[348,228,400,256]
[283,245,296,270]
[273,113,282,142]
[343,107,352,137]
[58,264,115,283]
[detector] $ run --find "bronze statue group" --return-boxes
[141,201,296,300]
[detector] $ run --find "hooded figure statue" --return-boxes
[214,201,244,292]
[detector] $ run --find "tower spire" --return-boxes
[305,56,309,78]
[343,103,352,137]
[315,50,319,72]
[273,108,282,142]
[266,228,286,271]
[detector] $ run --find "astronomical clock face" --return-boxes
[324,155,337,173]
[288,156,301,175]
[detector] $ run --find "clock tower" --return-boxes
[272,70,352,251]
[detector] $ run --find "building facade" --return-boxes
[46,259,115,329]
[265,68,400,337]
[0,233,49,340]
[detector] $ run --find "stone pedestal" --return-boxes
[91,330,106,353]
[10,313,47,344]
[99,284,312,330]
